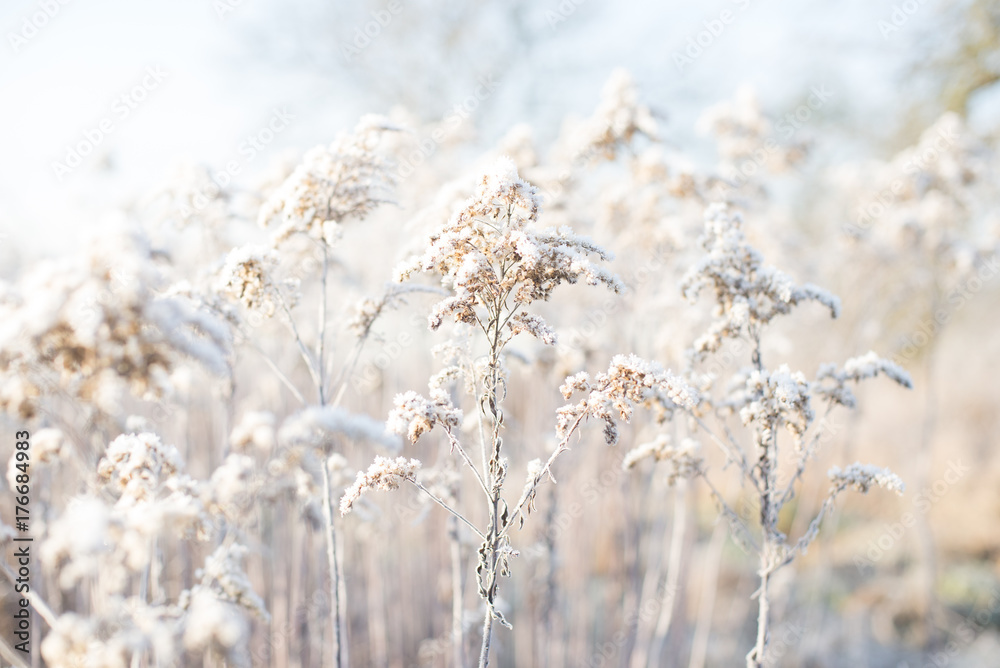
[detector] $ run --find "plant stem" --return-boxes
[318,243,329,405]
[747,420,776,668]
[479,612,495,668]
[409,479,485,540]
[688,521,727,668]
[450,514,466,668]
[321,461,343,668]
[648,480,688,662]
[478,301,506,668]
[747,568,770,668]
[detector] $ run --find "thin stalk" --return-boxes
[443,427,492,500]
[479,613,495,668]
[320,462,343,668]
[409,479,485,540]
[688,522,727,668]
[648,480,688,663]
[747,418,779,668]
[915,336,939,651]
[479,298,506,668]
[246,336,307,404]
[318,244,329,405]
[276,291,322,391]
[747,569,770,668]
[450,514,466,668]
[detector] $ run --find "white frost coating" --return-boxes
[279,405,399,451]
[340,456,422,515]
[828,462,905,495]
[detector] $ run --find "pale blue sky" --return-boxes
[0,0,952,257]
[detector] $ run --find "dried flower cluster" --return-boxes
[828,462,906,495]
[622,434,704,485]
[815,351,914,408]
[558,354,697,445]
[216,245,283,316]
[681,203,840,359]
[339,456,422,515]
[0,231,230,418]
[387,388,463,443]
[259,115,399,246]
[395,156,622,334]
[573,68,658,162]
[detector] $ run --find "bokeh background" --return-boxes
[1,1,1000,667]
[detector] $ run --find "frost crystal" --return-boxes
[395,157,622,332]
[387,389,462,443]
[682,204,840,359]
[828,462,905,495]
[622,435,704,485]
[339,456,422,515]
[216,245,282,317]
[558,354,696,445]
[259,115,399,246]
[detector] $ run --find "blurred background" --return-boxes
[2,1,1000,667]
[2,0,998,254]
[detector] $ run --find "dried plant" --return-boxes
[5,65,994,668]
[340,156,691,666]
[625,203,912,667]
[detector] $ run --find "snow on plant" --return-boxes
[28,431,271,667]
[844,112,995,259]
[570,68,659,163]
[0,230,231,421]
[697,85,809,191]
[340,156,692,667]
[180,543,269,666]
[624,203,912,668]
[2,68,975,668]
[258,114,400,247]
